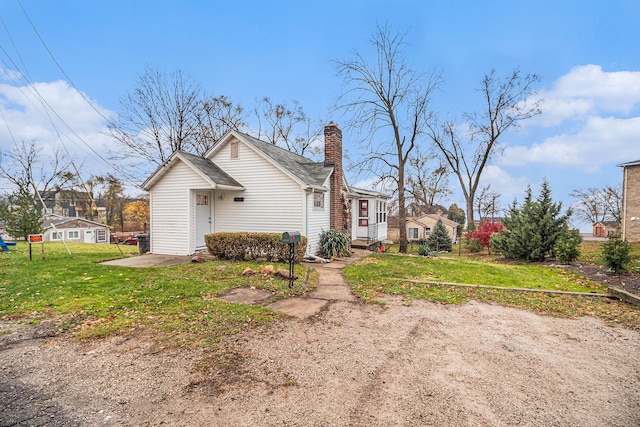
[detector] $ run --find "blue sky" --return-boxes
[1,0,639,230]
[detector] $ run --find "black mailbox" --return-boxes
[281,231,301,243]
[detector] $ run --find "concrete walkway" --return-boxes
[267,249,368,318]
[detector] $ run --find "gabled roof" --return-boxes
[346,185,391,199]
[206,130,333,190]
[617,159,640,167]
[42,214,108,230]
[142,151,244,191]
[594,220,620,228]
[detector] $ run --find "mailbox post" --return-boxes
[281,231,301,288]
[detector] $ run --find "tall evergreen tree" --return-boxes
[492,180,571,261]
[0,188,43,240]
[427,219,453,252]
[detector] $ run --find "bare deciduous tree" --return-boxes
[430,69,541,228]
[407,148,451,214]
[193,95,246,156]
[108,67,203,166]
[0,139,70,195]
[254,97,322,157]
[334,23,441,253]
[475,185,501,223]
[571,184,622,225]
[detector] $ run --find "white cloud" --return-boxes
[0,79,116,179]
[0,66,22,82]
[531,65,640,127]
[500,116,640,170]
[478,165,530,201]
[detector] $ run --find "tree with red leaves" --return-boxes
[467,221,505,253]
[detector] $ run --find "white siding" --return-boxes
[305,190,331,256]
[211,138,305,235]
[149,161,210,255]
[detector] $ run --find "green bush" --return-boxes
[465,237,482,253]
[417,244,436,257]
[205,232,307,262]
[317,229,350,258]
[554,227,582,263]
[602,234,631,274]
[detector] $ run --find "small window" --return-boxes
[408,227,419,239]
[51,231,62,240]
[68,230,79,239]
[196,194,209,206]
[230,141,239,159]
[62,208,69,217]
[313,193,324,209]
[97,229,107,242]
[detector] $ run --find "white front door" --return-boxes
[357,199,369,238]
[84,230,94,243]
[195,191,212,248]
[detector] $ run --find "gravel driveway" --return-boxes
[1,297,639,426]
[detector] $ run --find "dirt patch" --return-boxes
[1,299,639,426]
[564,263,640,295]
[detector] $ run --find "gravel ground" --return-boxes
[1,298,639,427]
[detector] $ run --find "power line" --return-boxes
[0,4,141,184]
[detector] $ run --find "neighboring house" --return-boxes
[142,124,389,256]
[618,159,640,242]
[42,214,110,244]
[39,190,106,219]
[593,220,620,238]
[386,216,401,242]
[405,214,459,243]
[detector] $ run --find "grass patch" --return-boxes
[0,242,314,346]
[579,241,640,272]
[344,253,640,329]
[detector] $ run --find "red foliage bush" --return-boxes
[466,221,505,252]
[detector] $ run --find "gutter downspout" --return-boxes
[623,166,628,240]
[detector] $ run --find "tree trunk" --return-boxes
[398,161,408,253]
[466,195,475,230]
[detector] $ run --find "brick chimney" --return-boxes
[324,123,345,232]
[324,122,348,232]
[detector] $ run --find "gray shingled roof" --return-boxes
[238,132,333,188]
[42,214,107,229]
[178,151,243,188]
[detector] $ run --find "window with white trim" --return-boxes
[51,231,62,240]
[313,193,324,209]
[67,230,79,239]
[408,227,419,239]
[97,229,107,242]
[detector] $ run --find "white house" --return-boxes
[141,123,389,256]
[42,214,111,243]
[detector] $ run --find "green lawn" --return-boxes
[0,242,314,346]
[579,241,640,271]
[343,253,640,329]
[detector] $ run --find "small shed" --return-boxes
[593,221,620,237]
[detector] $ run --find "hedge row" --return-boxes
[204,232,308,262]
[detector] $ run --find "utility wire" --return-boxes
[0,107,72,254]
